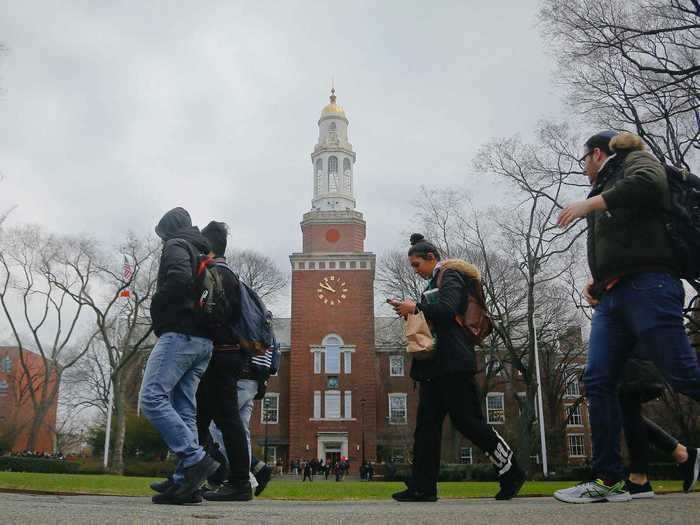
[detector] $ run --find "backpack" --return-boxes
[216,263,274,354]
[437,268,493,346]
[663,164,700,290]
[174,240,230,330]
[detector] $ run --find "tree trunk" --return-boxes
[110,376,127,474]
[26,403,51,451]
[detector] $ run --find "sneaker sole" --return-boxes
[605,492,632,502]
[629,491,655,499]
[554,493,607,504]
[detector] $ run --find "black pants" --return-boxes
[196,350,249,487]
[620,391,679,474]
[412,372,514,495]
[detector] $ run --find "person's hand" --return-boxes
[393,300,417,318]
[557,200,592,227]
[583,279,599,307]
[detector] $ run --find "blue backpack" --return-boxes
[216,262,273,354]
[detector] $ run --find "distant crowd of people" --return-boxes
[289,457,360,482]
[7,450,65,460]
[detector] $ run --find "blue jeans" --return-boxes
[585,272,700,480]
[139,332,213,482]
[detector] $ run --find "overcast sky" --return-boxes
[0,1,565,317]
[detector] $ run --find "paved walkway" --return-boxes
[0,492,697,524]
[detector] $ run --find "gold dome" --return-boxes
[321,87,346,117]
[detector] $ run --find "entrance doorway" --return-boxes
[325,450,341,466]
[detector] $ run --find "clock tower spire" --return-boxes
[287,87,377,465]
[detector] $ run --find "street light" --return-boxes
[360,398,366,465]
[531,313,548,478]
[263,396,272,464]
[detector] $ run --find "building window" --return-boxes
[517,392,538,419]
[567,404,583,426]
[261,393,279,424]
[343,158,352,192]
[314,391,321,419]
[486,393,505,424]
[389,355,404,377]
[349,261,356,269]
[314,351,321,374]
[324,336,342,374]
[389,393,407,424]
[390,448,405,463]
[325,391,341,419]
[1,356,11,373]
[459,447,473,465]
[0,380,8,397]
[328,156,338,192]
[266,446,278,466]
[315,159,323,195]
[339,261,346,269]
[565,372,581,397]
[568,434,586,457]
[344,390,352,419]
[329,122,336,131]
[343,352,352,374]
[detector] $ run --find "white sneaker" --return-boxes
[554,479,632,504]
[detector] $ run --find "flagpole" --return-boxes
[103,311,121,469]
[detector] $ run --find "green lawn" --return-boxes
[0,473,692,499]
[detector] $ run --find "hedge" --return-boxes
[0,456,80,474]
[379,463,499,482]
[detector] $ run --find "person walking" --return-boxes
[389,234,526,502]
[555,131,700,503]
[193,221,252,502]
[140,207,219,505]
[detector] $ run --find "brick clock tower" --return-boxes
[288,88,377,465]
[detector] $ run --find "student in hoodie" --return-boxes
[139,207,219,505]
[389,234,526,502]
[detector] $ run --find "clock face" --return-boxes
[317,275,349,306]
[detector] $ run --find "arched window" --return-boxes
[343,158,352,192]
[323,335,342,374]
[315,159,323,195]
[328,156,338,192]
[329,122,336,131]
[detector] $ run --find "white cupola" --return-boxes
[311,86,357,211]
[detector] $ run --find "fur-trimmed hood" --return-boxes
[610,132,645,153]
[440,259,481,281]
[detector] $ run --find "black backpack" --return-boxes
[175,240,231,331]
[664,164,700,290]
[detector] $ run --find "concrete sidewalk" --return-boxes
[0,492,697,525]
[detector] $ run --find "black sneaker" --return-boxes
[495,462,526,500]
[203,481,253,502]
[174,454,220,497]
[150,476,174,494]
[254,465,273,497]
[624,479,655,499]
[391,488,438,502]
[152,485,203,505]
[680,447,700,493]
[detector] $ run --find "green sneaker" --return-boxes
[553,479,631,504]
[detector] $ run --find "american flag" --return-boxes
[120,257,132,298]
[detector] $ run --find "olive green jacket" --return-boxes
[587,150,676,294]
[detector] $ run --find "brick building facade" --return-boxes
[0,346,58,453]
[246,90,592,471]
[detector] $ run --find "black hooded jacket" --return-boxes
[151,207,212,338]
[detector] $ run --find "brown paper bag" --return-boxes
[405,311,435,360]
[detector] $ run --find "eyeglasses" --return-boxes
[578,150,593,163]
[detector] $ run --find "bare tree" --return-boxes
[227,249,288,302]
[0,226,98,450]
[541,0,700,168]
[49,233,159,473]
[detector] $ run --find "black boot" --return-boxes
[495,460,526,500]
[203,481,253,502]
[150,476,174,494]
[392,481,438,503]
[173,454,220,497]
[152,484,203,505]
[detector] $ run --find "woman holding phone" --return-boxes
[389,233,525,502]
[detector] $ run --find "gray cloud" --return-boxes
[0,1,565,316]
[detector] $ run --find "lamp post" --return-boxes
[360,398,366,465]
[531,313,548,478]
[263,396,272,464]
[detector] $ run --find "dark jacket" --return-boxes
[410,259,479,381]
[151,207,212,338]
[210,258,242,346]
[587,148,676,294]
